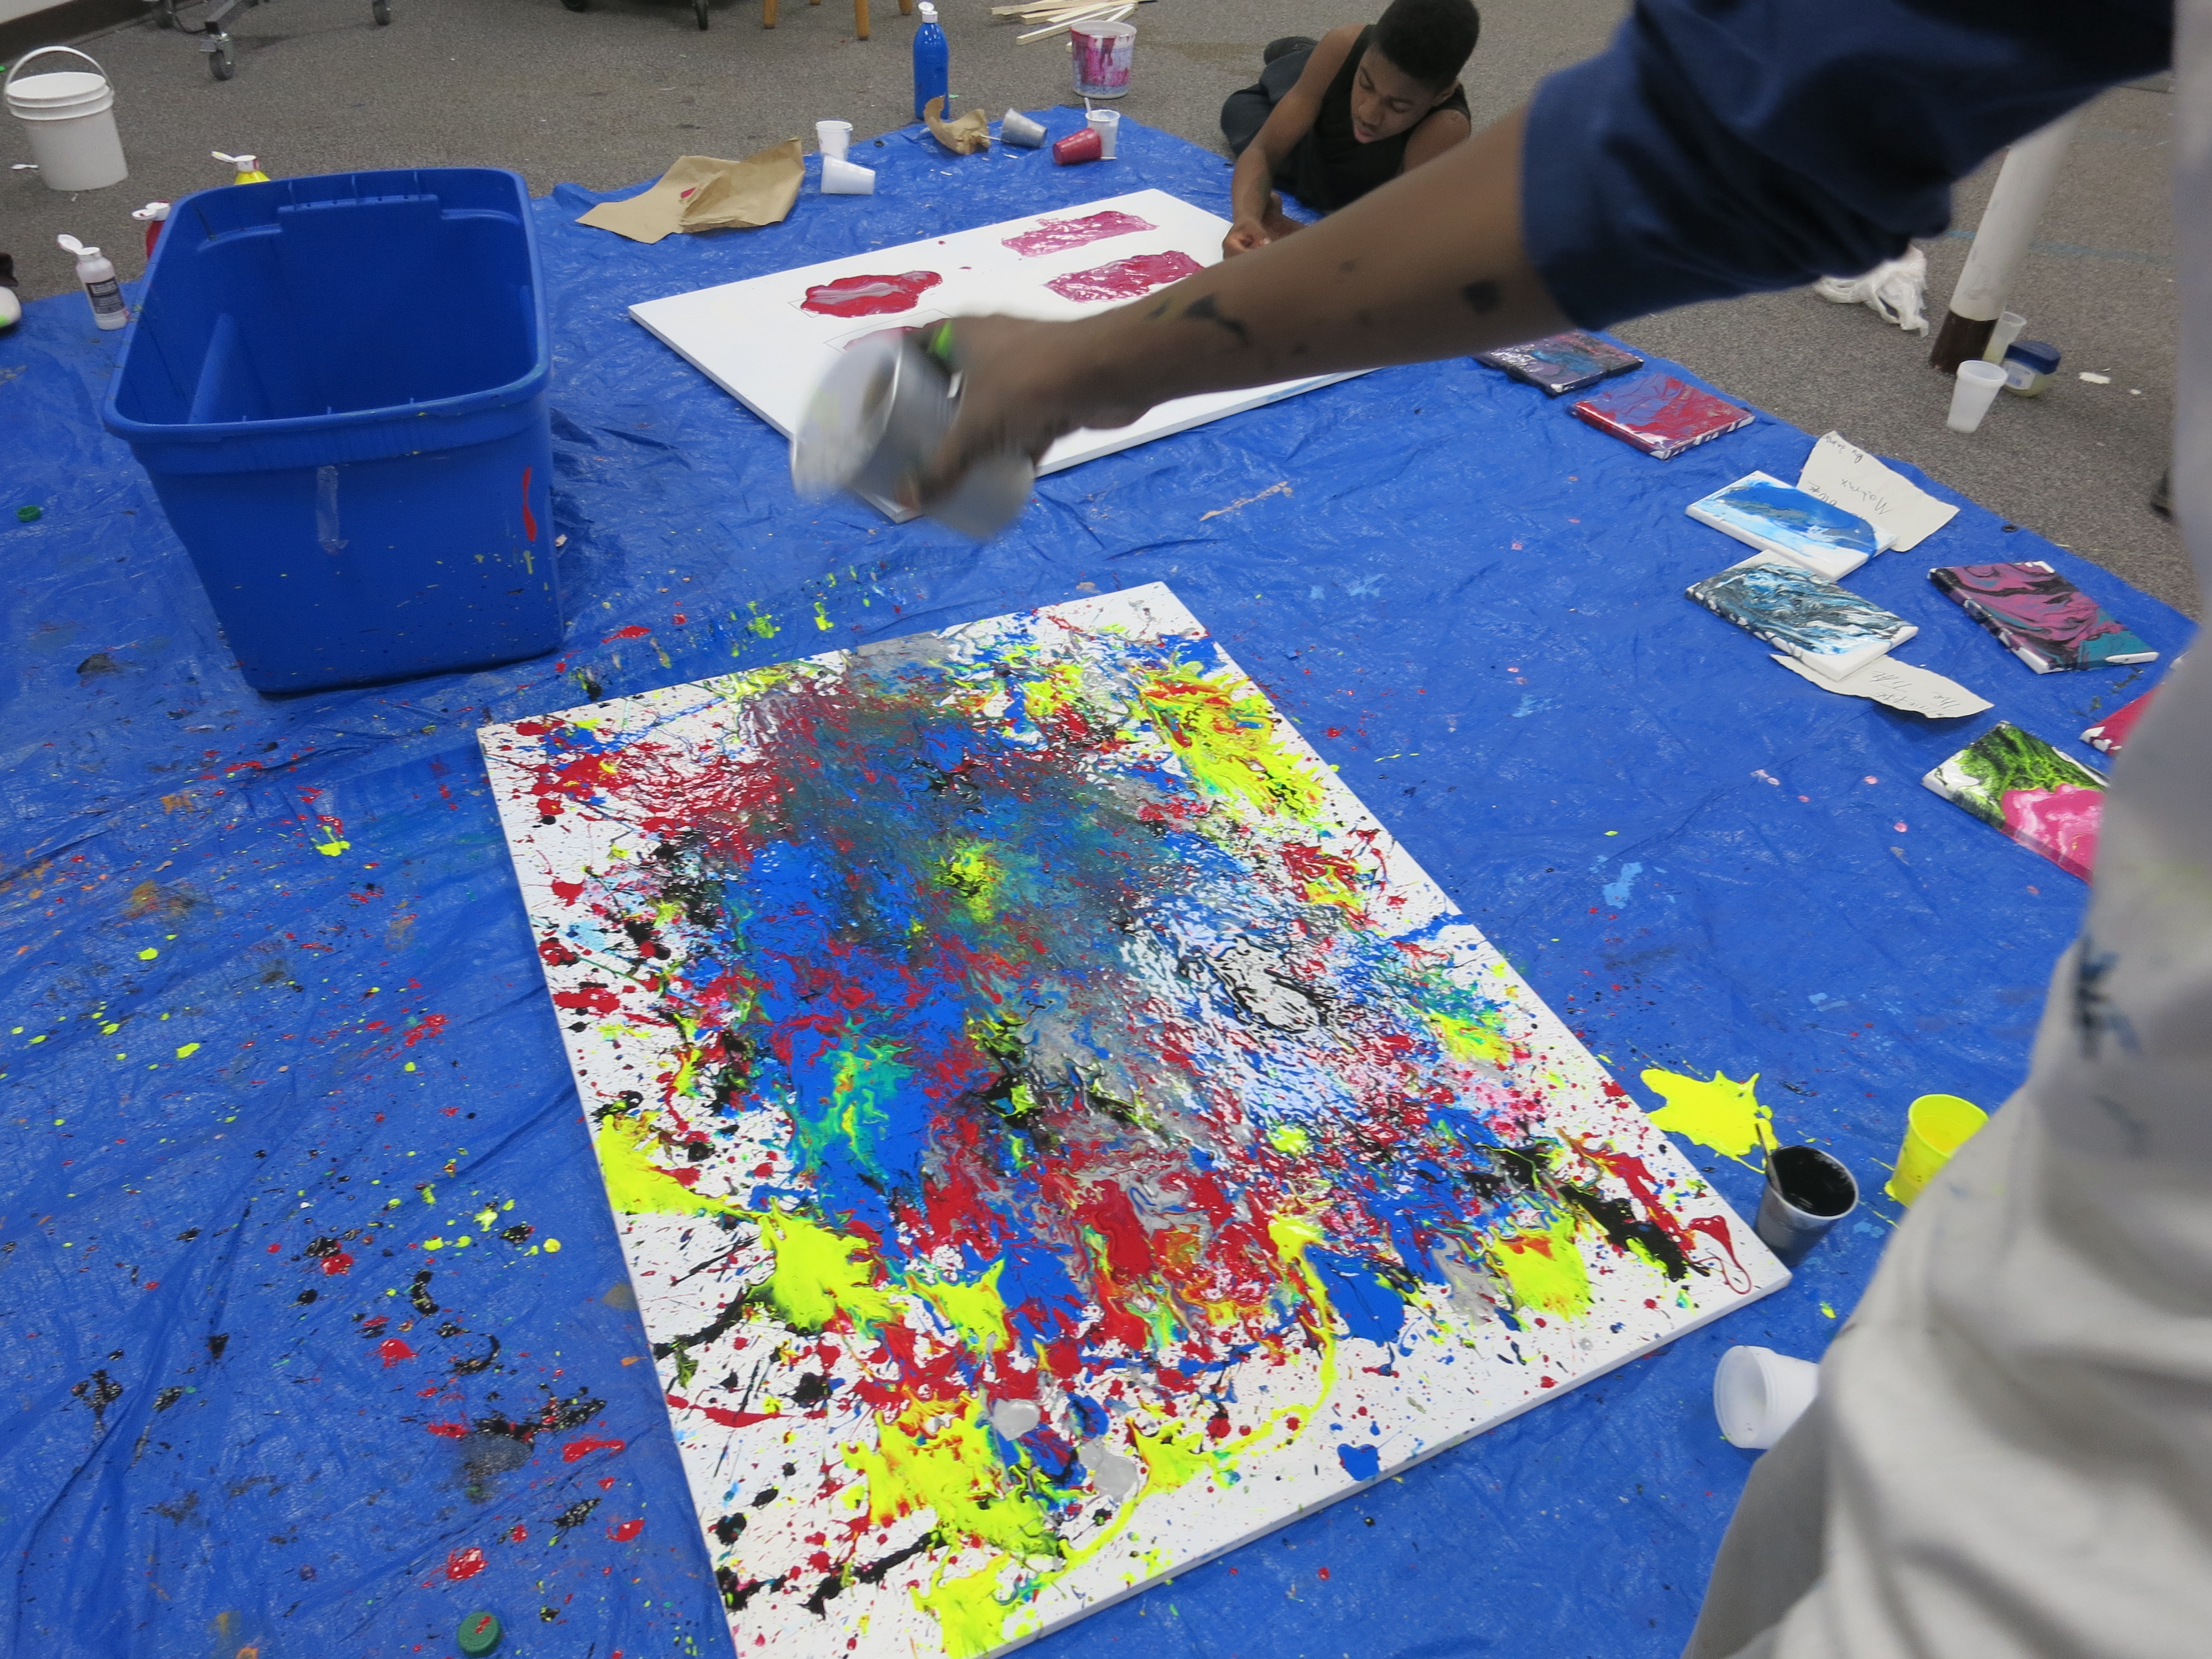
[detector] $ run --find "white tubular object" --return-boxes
[822,156,876,195]
[1714,1346,1821,1450]
[1930,111,2078,370]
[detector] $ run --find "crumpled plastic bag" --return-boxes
[924,96,992,156]
[1814,245,1928,333]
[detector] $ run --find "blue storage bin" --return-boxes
[104,168,562,694]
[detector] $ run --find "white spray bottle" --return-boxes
[58,235,129,331]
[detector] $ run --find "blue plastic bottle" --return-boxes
[912,2,949,121]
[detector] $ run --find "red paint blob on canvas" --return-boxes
[1001,210,1156,258]
[1046,251,1203,304]
[802,271,945,319]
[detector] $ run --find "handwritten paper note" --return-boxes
[1796,432,1959,552]
[1771,653,1992,718]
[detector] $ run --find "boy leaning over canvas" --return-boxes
[1217,0,1479,259]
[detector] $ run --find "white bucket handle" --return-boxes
[4,45,111,97]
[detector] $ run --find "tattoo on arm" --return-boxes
[1182,293,1251,347]
[1461,279,1502,315]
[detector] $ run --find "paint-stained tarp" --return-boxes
[0,111,2189,1658]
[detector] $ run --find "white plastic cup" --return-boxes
[1947,359,2007,433]
[821,156,876,196]
[1000,108,1047,148]
[5,46,128,194]
[1086,107,1120,159]
[816,119,852,161]
[1714,1345,1820,1450]
[1982,310,2027,363]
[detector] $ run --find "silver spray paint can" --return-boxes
[791,323,1035,539]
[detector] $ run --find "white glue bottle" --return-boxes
[58,235,128,331]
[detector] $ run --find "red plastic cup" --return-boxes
[1052,127,1103,165]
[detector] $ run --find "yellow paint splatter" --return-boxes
[1485,1212,1592,1318]
[175,1042,200,1058]
[1430,1013,1509,1067]
[813,599,834,632]
[916,1557,1016,1659]
[847,1412,1055,1557]
[1820,1301,1837,1319]
[931,841,1004,922]
[593,1118,739,1218]
[1137,667,1327,824]
[913,1260,1010,1354]
[137,947,159,961]
[759,1209,899,1333]
[1641,1066,1771,1165]
[1267,1123,1312,1156]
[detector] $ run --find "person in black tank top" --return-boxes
[1219,0,1478,259]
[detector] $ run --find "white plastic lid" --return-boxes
[57,233,99,258]
[6,70,106,106]
[918,3,936,18]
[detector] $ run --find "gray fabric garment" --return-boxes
[1686,11,2212,1653]
[1682,1399,1830,1659]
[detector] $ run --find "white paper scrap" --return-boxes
[1771,653,1992,718]
[1796,432,1960,552]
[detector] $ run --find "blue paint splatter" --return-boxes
[1601,862,1643,906]
[1337,1443,1380,1481]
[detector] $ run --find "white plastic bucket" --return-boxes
[1071,20,1134,98]
[6,46,128,193]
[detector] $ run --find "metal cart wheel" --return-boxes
[208,40,235,77]
[373,0,390,20]
[694,0,709,23]
[561,0,589,9]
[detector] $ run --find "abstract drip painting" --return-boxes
[1474,330,1644,397]
[1688,554,1918,681]
[480,585,1785,1659]
[1686,471,1888,582]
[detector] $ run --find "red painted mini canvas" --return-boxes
[1571,376,1755,460]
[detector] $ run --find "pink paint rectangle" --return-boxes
[1045,249,1203,304]
[1002,210,1157,259]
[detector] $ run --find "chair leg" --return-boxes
[854,0,869,36]
[896,0,911,12]
[763,0,776,24]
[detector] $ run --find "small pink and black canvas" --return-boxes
[1928,561,2159,674]
[1570,376,1755,460]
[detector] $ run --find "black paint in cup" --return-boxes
[1754,1145,1859,1270]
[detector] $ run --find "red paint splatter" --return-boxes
[1001,210,1156,258]
[322,1251,354,1276]
[445,1546,487,1580]
[562,1436,628,1462]
[608,1517,645,1541]
[1045,251,1203,304]
[665,1391,780,1430]
[604,625,652,641]
[521,465,538,542]
[380,1338,416,1366]
[801,270,944,319]
[1317,1566,1331,1580]
[549,879,585,906]
[426,1420,469,1437]
[403,1013,448,1048]
[509,1523,529,1543]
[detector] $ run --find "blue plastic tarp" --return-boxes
[0,109,2192,1659]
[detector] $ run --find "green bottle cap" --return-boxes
[14,505,39,523]
[457,1610,502,1655]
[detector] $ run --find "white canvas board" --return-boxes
[628,190,1363,514]
[479,582,1787,1659]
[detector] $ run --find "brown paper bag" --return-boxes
[577,142,806,244]
[924,97,992,156]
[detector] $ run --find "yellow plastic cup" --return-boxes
[1886,1094,1989,1206]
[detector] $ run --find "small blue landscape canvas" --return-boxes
[1686,472,1888,582]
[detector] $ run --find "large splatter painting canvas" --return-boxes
[627,190,1362,514]
[478,584,1785,1658]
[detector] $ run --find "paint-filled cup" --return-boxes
[1886,1094,1988,1206]
[1754,1145,1859,1268]
[821,156,876,195]
[815,119,852,160]
[1947,359,2007,433]
[1071,19,1135,98]
[1052,126,1103,165]
[1714,1345,1820,1450]
[1000,108,1047,148]
[1086,107,1120,159]
[1981,310,2027,363]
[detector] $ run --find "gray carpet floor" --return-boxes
[3,0,2193,614]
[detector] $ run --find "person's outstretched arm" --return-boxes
[917,0,2171,512]
[920,107,1558,502]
